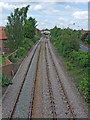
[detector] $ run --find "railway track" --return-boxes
[45,41,57,118]
[31,38,74,118]
[29,44,42,118]
[2,36,88,119]
[7,39,42,119]
[45,40,74,118]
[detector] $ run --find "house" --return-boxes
[0,26,13,54]
[35,28,41,35]
[81,30,90,41]
[81,30,90,35]
[67,27,73,32]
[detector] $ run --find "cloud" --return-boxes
[65,5,71,9]
[1,0,89,3]
[73,11,88,20]
[34,4,43,11]
[0,1,88,30]
[0,2,16,11]
[0,2,30,12]
[29,4,45,11]
[59,17,68,21]
[0,19,8,26]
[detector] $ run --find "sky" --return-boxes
[0,0,89,30]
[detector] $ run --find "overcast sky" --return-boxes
[0,0,89,30]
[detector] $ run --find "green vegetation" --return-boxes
[1,5,41,87]
[50,26,90,103]
[22,38,34,50]
[5,5,38,51]
[5,5,30,50]
[4,5,41,64]
[3,53,10,58]
[84,33,90,45]
[0,74,13,87]
[8,38,35,63]
[23,17,37,40]
[8,34,41,63]
[34,34,42,42]
[0,55,5,66]
[16,47,26,57]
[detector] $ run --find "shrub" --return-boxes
[0,74,13,87]
[8,54,12,61]
[66,61,72,70]
[34,34,41,43]
[17,47,26,57]
[22,38,34,50]
[78,76,90,103]
[50,28,80,57]
[70,51,89,67]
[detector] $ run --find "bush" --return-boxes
[17,47,26,57]
[66,61,72,70]
[34,34,41,43]
[70,51,89,67]
[22,38,34,50]
[8,54,12,61]
[50,28,80,57]
[0,74,13,87]
[78,76,90,103]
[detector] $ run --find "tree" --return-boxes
[50,27,80,57]
[23,17,37,40]
[5,5,30,50]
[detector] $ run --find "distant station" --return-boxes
[41,29,50,35]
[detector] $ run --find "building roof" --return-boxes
[81,30,90,35]
[0,27,7,39]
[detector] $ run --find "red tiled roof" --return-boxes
[0,27,7,39]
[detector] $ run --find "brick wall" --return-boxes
[35,28,41,35]
[2,39,13,54]
[1,64,13,78]
[0,57,13,78]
